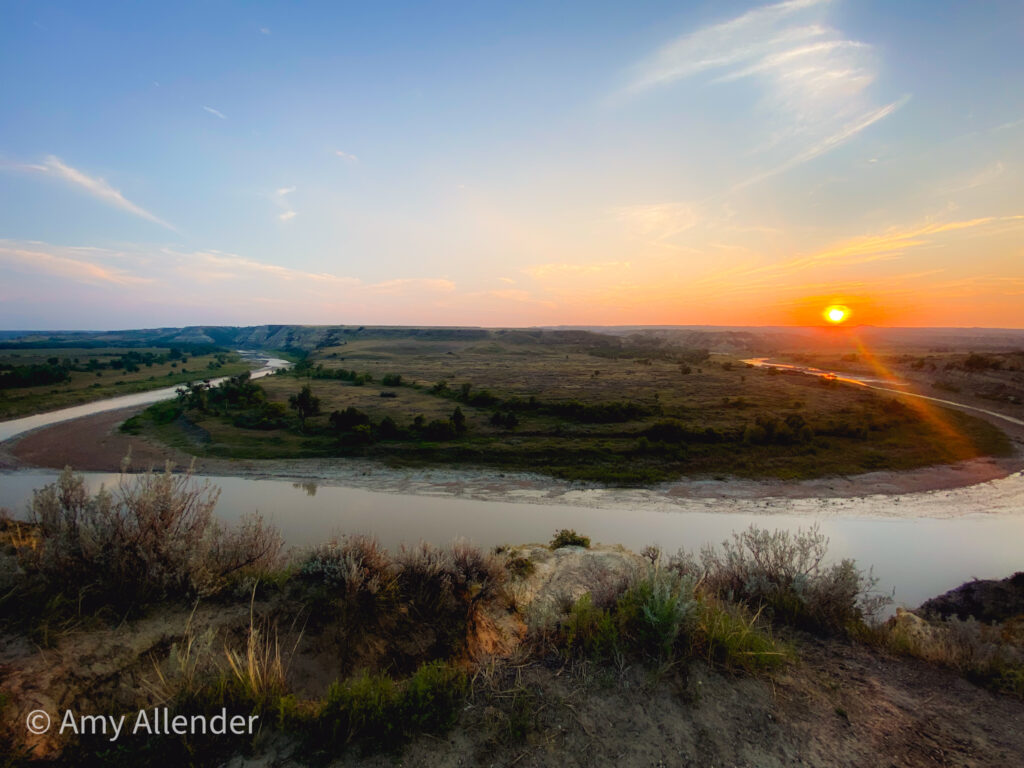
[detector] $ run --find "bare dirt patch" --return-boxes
[1,406,194,472]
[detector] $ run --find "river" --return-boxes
[1,354,1022,610]
[0,354,291,443]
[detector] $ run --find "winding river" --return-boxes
[0,354,292,443]
[1,354,1022,610]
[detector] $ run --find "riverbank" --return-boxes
[2,400,1023,517]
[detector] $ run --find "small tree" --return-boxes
[451,406,467,435]
[289,385,321,429]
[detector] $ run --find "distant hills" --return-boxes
[1,324,1022,354]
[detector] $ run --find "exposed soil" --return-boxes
[330,638,1024,768]
[0,406,200,473]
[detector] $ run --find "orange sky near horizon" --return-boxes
[1,1,1023,330]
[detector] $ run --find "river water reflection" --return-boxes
[2,469,1022,611]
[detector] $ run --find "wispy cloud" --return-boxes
[179,250,357,285]
[625,0,905,184]
[612,203,700,240]
[334,149,359,164]
[367,278,456,294]
[12,156,176,230]
[692,214,1024,294]
[626,0,833,92]
[274,186,297,222]
[732,97,909,191]
[0,240,153,286]
[259,27,271,35]
[203,105,227,120]
[937,161,1007,196]
[525,261,631,280]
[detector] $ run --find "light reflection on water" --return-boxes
[2,469,1022,610]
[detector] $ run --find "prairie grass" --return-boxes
[877,612,1024,697]
[224,587,301,708]
[692,598,790,672]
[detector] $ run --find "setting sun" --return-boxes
[824,305,850,324]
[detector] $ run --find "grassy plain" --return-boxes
[127,331,1012,484]
[0,347,250,418]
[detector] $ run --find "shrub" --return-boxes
[319,671,399,748]
[489,411,519,429]
[22,466,282,610]
[306,661,467,751]
[615,566,697,660]
[497,548,528,574]
[329,406,370,432]
[550,529,590,549]
[400,660,468,733]
[297,535,395,620]
[394,540,506,657]
[692,598,788,672]
[422,419,457,440]
[546,566,696,663]
[561,594,619,660]
[670,524,889,634]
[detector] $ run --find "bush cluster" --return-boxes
[296,537,507,663]
[328,406,469,444]
[550,529,590,549]
[13,466,282,612]
[535,564,787,671]
[669,524,890,634]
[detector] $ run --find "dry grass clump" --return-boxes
[13,465,283,613]
[881,611,1024,697]
[670,523,890,634]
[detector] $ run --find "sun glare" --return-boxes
[824,305,849,324]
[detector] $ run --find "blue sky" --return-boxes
[1,0,1023,328]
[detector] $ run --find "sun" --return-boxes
[824,304,850,324]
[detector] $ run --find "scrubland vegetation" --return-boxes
[120,329,1012,484]
[2,469,1022,765]
[779,349,1024,408]
[0,344,249,418]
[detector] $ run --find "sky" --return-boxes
[1,0,1023,330]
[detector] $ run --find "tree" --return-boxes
[451,406,467,435]
[288,385,321,429]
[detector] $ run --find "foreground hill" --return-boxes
[2,479,1022,767]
